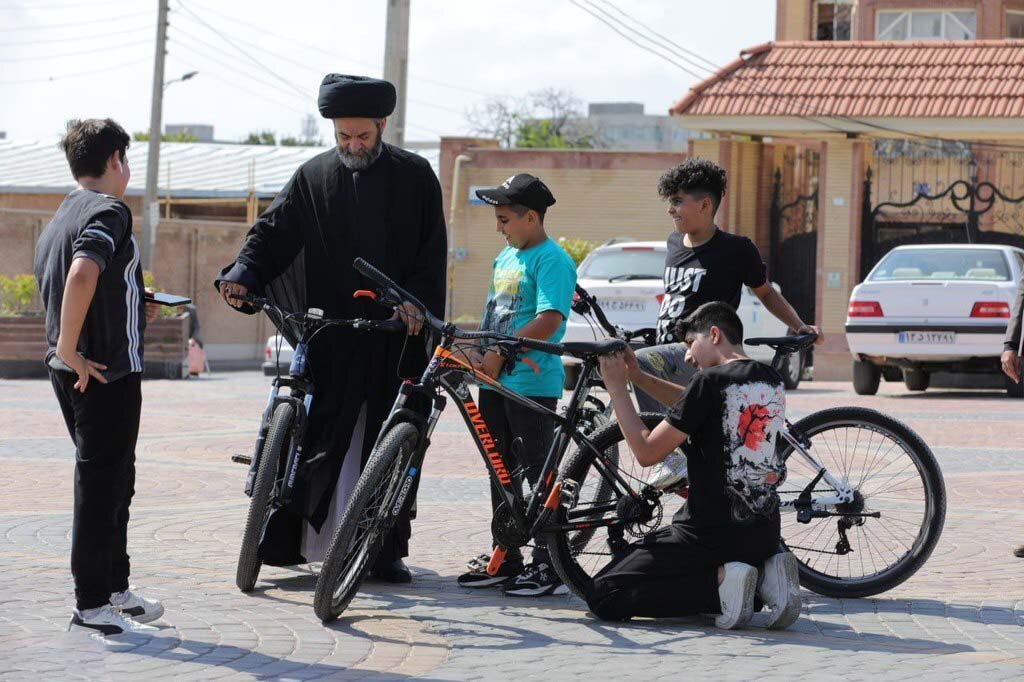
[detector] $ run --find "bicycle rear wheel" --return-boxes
[547,413,680,599]
[780,407,946,597]
[313,421,420,622]
[236,402,294,593]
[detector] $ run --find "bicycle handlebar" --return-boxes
[228,292,406,334]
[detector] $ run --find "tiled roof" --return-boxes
[0,140,439,197]
[670,40,1024,119]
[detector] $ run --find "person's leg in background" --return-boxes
[632,344,696,414]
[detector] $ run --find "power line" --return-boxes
[175,0,308,100]
[173,0,497,99]
[172,11,465,116]
[580,0,1024,153]
[0,56,147,85]
[0,8,152,31]
[591,0,720,73]
[169,56,309,118]
[0,0,128,8]
[0,37,151,62]
[0,23,152,46]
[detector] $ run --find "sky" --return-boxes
[0,0,775,145]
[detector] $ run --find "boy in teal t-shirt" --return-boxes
[459,173,576,597]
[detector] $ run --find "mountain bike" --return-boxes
[548,333,947,601]
[228,293,404,593]
[312,258,633,621]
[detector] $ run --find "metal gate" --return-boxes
[769,149,820,326]
[860,141,1024,278]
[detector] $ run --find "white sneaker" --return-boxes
[715,562,757,630]
[110,589,164,623]
[758,552,801,630]
[68,604,157,636]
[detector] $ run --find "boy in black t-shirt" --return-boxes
[588,302,801,630]
[633,158,822,413]
[34,119,163,636]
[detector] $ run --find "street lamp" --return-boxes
[164,70,198,90]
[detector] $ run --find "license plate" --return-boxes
[897,331,956,344]
[601,298,647,312]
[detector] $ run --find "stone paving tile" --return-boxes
[1,374,1022,679]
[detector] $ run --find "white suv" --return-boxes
[563,240,807,389]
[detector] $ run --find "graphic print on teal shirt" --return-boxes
[479,238,577,398]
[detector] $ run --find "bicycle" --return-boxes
[312,258,634,621]
[228,293,404,593]
[547,333,947,601]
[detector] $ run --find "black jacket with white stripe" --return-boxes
[34,189,145,383]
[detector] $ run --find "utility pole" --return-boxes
[141,0,169,270]
[382,0,410,148]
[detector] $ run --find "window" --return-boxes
[869,249,1011,282]
[578,249,666,280]
[876,10,976,40]
[1009,11,1024,39]
[816,1,854,40]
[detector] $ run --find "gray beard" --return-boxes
[337,137,384,171]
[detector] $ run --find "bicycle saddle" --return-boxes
[561,339,627,359]
[744,333,817,354]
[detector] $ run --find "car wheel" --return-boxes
[903,369,930,392]
[852,360,881,395]
[1006,374,1024,398]
[780,352,803,390]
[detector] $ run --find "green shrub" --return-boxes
[0,274,40,315]
[556,237,599,266]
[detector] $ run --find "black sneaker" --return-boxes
[502,563,569,597]
[457,553,524,588]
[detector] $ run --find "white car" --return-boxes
[845,244,1024,397]
[262,334,294,376]
[562,240,807,389]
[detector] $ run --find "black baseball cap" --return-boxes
[475,173,556,213]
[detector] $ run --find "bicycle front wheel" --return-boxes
[236,402,294,593]
[313,421,420,622]
[780,407,946,598]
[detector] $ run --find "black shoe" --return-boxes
[457,553,523,588]
[502,563,569,597]
[1014,545,1024,558]
[370,559,413,584]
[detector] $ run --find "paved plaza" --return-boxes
[1,372,1022,680]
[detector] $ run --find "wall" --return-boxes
[440,145,686,321]
[1,208,266,364]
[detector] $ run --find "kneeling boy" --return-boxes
[589,302,800,629]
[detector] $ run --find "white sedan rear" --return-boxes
[845,244,1023,396]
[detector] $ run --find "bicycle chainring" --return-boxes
[616,491,662,539]
[491,501,530,548]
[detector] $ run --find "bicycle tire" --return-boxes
[569,407,615,552]
[313,421,420,622]
[548,414,667,600]
[236,402,294,593]
[780,407,946,598]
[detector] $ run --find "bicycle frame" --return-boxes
[370,332,646,552]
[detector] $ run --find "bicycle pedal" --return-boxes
[559,479,580,509]
[231,453,252,465]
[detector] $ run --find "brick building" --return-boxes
[672,1,1024,379]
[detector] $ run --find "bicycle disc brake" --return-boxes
[615,490,662,539]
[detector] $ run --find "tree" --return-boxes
[465,88,596,149]
[244,130,277,145]
[132,130,198,142]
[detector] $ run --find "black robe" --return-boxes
[216,143,447,565]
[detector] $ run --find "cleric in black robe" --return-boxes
[215,74,446,582]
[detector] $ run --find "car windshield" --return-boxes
[578,249,665,280]
[869,248,1011,281]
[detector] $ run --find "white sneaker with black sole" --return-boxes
[715,562,757,630]
[502,563,569,597]
[68,604,157,636]
[457,553,524,588]
[110,589,164,624]
[758,552,801,630]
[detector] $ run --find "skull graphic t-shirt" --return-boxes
[666,359,786,537]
